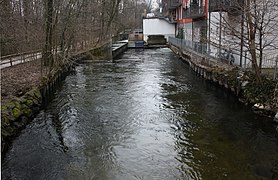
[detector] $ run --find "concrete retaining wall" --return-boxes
[112,43,128,59]
[169,44,277,119]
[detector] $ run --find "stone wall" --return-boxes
[1,88,42,154]
[169,44,278,119]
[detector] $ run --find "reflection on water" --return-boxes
[2,49,278,180]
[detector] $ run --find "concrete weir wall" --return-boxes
[1,41,128,156]
[112,42,128,59]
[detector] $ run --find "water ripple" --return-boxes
[2,49,278,180]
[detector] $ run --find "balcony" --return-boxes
[210,0,243,15]
[183,5,206,19]
[168,0,182,10]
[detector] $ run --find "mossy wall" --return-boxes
[1,41,119,157]
[169,44,277,118]
[1,88,42,154]
[1,59,74,156]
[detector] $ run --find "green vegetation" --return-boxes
[1,88,42,153]
[242,74,277,108]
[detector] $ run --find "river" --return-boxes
[2,48,278,179]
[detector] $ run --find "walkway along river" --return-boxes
[2,48,278,179]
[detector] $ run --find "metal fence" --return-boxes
[169,37,207,54]
[169,36,278,79]
[169,36,222,61]
[0,50,42,69]
[0,40,102,69]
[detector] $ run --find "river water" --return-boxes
[2,48,278,180]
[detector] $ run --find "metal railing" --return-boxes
[183,5,206,19]
[169,37,208,56]
[1,50,42,69]
[0,40,101,69]
[169,37,251,69]
[209,0,243,15]
[168,0,182,9]
[169,36,278,80]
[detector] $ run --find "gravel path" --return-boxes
[1,60,43,105]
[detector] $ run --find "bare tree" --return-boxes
[42,0,54,67]
[1,0,147,76]
[210,0,278,83]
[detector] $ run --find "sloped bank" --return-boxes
[169,44,278,122]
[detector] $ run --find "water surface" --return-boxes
[2,48,278,179]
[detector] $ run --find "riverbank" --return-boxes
[3,48,278,179]
[169,44,278,121]
[1,40,128,156]
[1,60,73,155]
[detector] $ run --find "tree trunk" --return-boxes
[42,0,54,67]
[246,0,262,84]
[259,30,263,72]
[23,0,31,49]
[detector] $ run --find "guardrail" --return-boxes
[0,41,96,69]
[0,38,119,69]
[1,50,42,69]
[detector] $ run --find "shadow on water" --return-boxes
[2,48,278,180]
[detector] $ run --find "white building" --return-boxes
[143,18,175,42]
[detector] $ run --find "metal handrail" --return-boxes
[1,49,41,60]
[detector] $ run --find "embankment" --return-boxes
[1,41,128,156]
[169,44,278,121]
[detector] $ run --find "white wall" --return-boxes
[143,18,175,41]
[183,23,192,41]
[209,12,244,66]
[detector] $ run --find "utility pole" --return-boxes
[208,0,211,55]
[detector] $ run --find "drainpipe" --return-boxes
[192,19,194,50]
[208,0,211,56]
[275,56,278,80]
[218,10,222,56]
[240,7,244,67]
[244,51,247,69]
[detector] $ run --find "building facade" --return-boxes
[162,0,278,67]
